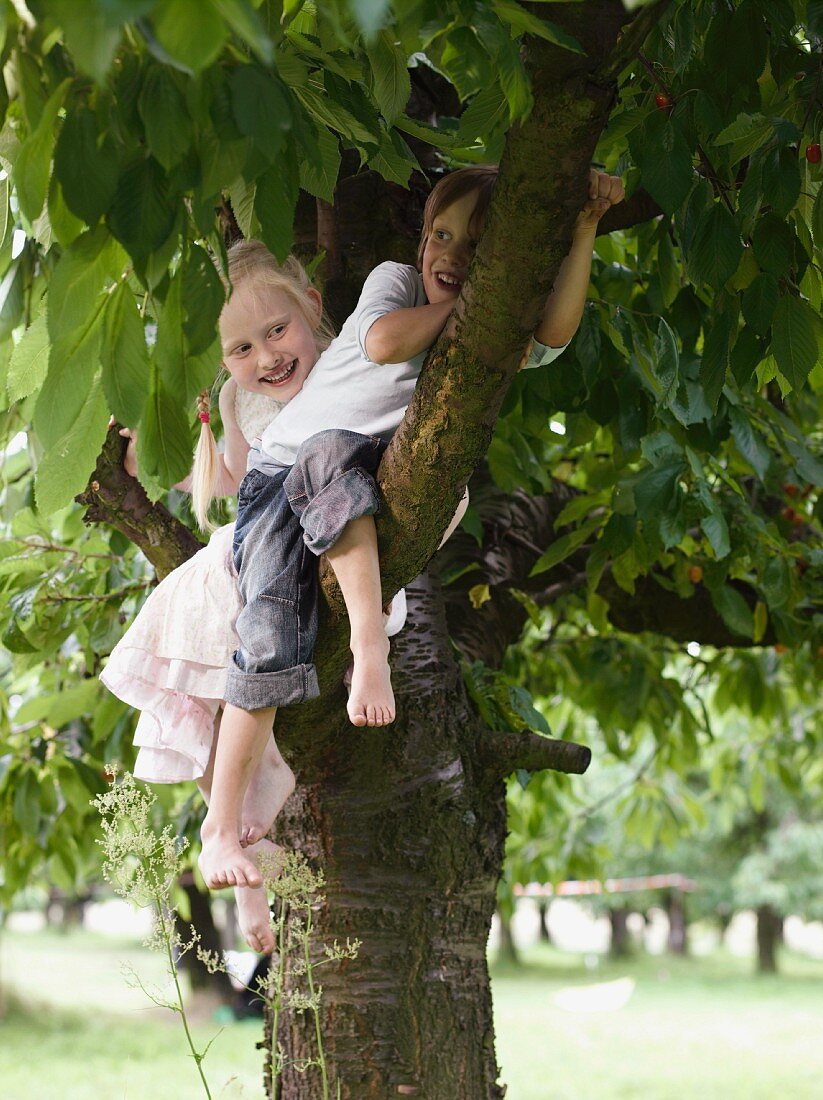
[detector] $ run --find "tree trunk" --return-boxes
[175,873,234,1000]
[537,899,553,945]
[609,908,632,959]
[666,890,688,956]
[497,907,520,965]
[756,904,781,974]
[270,571,510,1099]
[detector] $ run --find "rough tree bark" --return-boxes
[77,4,675,1097]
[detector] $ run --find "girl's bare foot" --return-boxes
[235,838,283,953]
[347,636,395,727]
[199,822,262,889]
[240,751,296,848]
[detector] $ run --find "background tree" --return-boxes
[0,1,821,1096]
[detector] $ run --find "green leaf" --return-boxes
[35,380,109,516]
[35,227,125,446]
[101,281,150,428]
[813,185,823,249]
[107,155,176,261]
[632,111,693,215]
[741,272,779,334]
[154,277,219,405]
[153,0,227,72]
[181,243,225,356]
[633,460,685,524]
[728,405,770,481]
[366,30,411,124]
[700,509,730,559]
[529,514,603,576]
[713,113,772,165]
[491,0,584,53]
[231,66,292,159]
[50,0,123,83]
[138,64,193,170]
[761,556,791,610]
[14,79,71,224]
[687,204,743,288]
[299,126,341,203]
[138,364,195,488]
[711,584,754,639]
[213,0,273,64]
[254,159,299,262]
[53,108,119,226]
[770,294,820,392]
[456,82,509,143]
[47,226,125,346]
[7,314,49,403]
[700,306,734,413]
[654,318,679,403]
[751,214,795,277]
[760,146,801,217]
[367,125,418,187]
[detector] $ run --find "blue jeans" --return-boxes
[223,430,386,710]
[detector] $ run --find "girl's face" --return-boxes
[420,189,482,304]
[220,280,322,401]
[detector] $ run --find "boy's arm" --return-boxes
[365,298,454,365]
[533,169,625,349]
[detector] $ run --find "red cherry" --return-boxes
[806,143,822,164]
[782,483,799,498]
[687,565,703,584]
[773,643,787,655]
[655,93,671,110]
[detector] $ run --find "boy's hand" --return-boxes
[574,169,625,234]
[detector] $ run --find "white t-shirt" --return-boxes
[249,261,566,472]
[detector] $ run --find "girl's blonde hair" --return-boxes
[192,241,335,531]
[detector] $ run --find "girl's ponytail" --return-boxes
[192,389,220,532]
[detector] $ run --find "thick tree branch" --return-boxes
[596,188,663,235]
[375,3,636,600]
[479,728,591,777]
[76,426,202,579]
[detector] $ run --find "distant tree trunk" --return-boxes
[609,908,632,959]
[756,904,781,974]
[716,907,733,945]
[497,907,520,965]
[666,890,688,956]
[538,899,552,944]
[175,874,234,1000]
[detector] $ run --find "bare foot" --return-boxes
[234,838,283,953]
[199,823,262,889]
[347,636,395,728]
[240,748,296,848]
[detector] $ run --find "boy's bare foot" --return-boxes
[347,637,395,727]
[234,838,283,953]
[240,751,296,848]
[199,823,262,889]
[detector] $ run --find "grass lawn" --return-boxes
[2,928,822,1098]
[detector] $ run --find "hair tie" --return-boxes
[198,410,210,424]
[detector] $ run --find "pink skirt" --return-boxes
[100,524,407,783]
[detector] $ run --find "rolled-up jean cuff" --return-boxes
[223,663,319,710]
[297,468,381,555]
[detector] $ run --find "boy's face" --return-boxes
[420,189,482,304]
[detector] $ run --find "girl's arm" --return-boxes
[365,298,454,365]
[214,378,250,494]
[534,170,624,349]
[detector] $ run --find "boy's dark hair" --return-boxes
[417,165,499,268]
